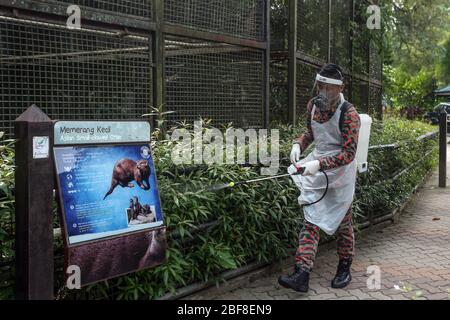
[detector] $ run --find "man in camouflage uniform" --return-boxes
[278,63,361,293]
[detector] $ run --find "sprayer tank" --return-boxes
[356,114,373,173]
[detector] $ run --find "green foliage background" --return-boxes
[379,0,450,110]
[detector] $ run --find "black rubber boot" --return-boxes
[331,258,352,289]
[278,265,310,293]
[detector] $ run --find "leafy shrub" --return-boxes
[0,132,15,299]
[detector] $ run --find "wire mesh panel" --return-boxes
[369,85,382,116]
[296,62,319,117]
[0,16,152,137]
[165,36,264,128]
[330,0,351,71]
[297,0,329,62]
[269,60,288,124]
[343,74,351,101]
[352,0,370,76]
[352,79,369,113]
[270,0,288,51]
[369,42,382,82]
[48,0,152,19]
[164,0,265,41]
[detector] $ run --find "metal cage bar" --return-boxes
[56,0,153,19]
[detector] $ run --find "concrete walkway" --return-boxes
[191,143,450,300]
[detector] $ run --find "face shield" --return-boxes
[312,74,344,111]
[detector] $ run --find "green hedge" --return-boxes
[0,132,15,299]
[0,118,438,300]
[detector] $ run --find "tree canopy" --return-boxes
[380,0,450,109]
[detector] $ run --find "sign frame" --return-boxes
[52,120,167,287]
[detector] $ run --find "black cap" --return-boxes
[319,63,344,81]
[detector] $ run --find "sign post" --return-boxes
[439,109,448,188]
[14,105,54,300]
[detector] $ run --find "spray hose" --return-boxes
[302,170,329,206]
[211,166,330,206]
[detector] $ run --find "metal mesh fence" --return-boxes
[296,62,319,117]
[278,0,382,122]
[53,0,153,19]
[330,0,352,71]
[352,79,369,113]
[343,74,352,101]
[270,1,288,51]
[352,0,370,76]
[370,42,382,81]
[297,0,329,62]
[0,16,152,138]
[269,60,288,123]
[164,0,265,41]
[369,84,382,115]
[165,36,264,128]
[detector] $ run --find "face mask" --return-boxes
[313,90,340,111]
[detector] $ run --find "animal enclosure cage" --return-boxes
[0,16,153,130]
[0,0,270,137]
[270,0,383,124]
[0,0,381,134]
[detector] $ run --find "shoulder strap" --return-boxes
[311,103,317,122]
[339,101,352,132]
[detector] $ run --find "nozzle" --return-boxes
[292,166,305,175]
[228,182,235,187]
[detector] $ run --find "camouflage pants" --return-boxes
[295,206,355,272]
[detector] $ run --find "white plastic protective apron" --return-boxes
[289,96,357,235]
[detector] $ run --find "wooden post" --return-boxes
[14,105,54,300]
[439,109,448,188]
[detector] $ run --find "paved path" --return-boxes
[210,144,450,300]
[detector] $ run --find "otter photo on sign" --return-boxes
[104,159,151,200]
[53,144,164,245]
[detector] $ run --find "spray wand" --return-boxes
[225,166,306,188]
[208,166,329,207]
